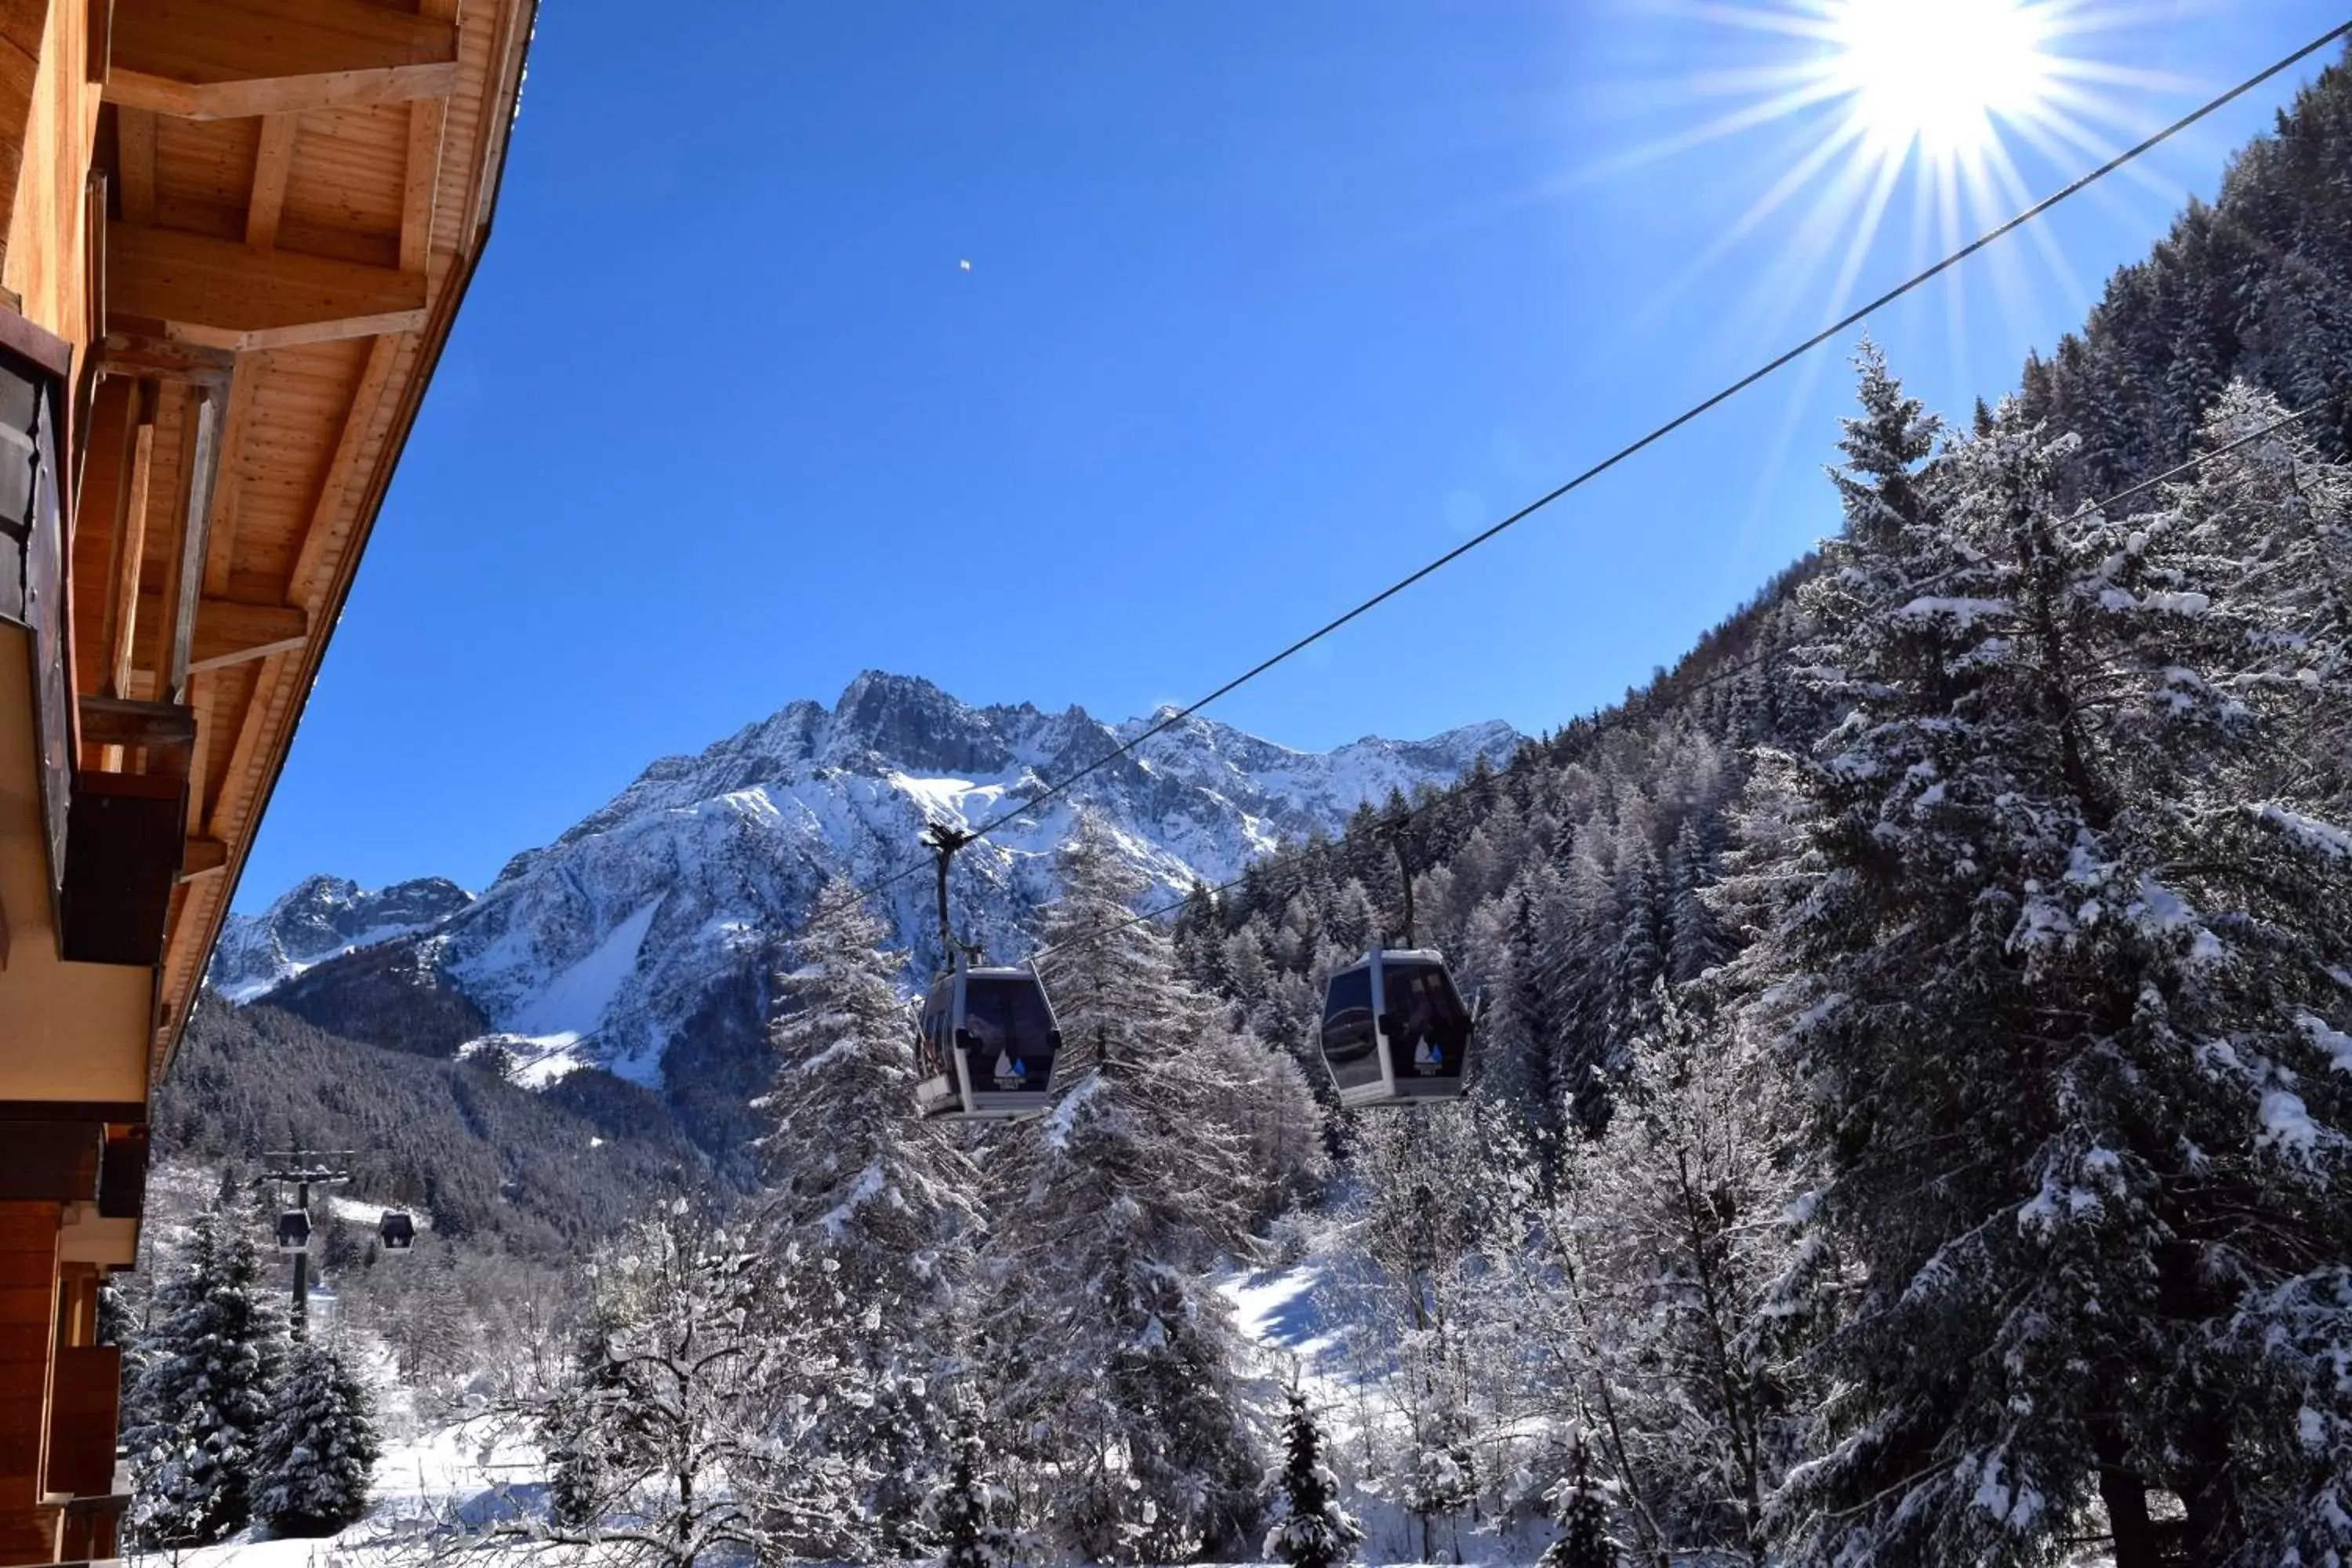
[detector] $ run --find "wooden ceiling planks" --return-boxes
[56,0,542,1073]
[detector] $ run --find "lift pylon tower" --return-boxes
[258,1150,355,1336]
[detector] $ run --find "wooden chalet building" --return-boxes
[0,0,532,1559]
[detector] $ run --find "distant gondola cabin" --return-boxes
[275,1208,313,1254]
[379,1210,417,1253]
[1319,948,1474,1107]
[913,957,1063,1120]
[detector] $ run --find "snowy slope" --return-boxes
[228,671,1519,1094]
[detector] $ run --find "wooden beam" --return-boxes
[109,58,457,119]
[107,0,457,122]
[107,225,426,351]
[99,382,158,702]
[95,329,234,390]
[244,113,295,249]
[400,0,456,274]
[203,649,281,840]
[132,592,306,671]
[161,386,221,702]
[287,332,399,611]
[183,670,212,840]
[199,358,255,597]
[401,97,445,275]
[78,695,194,750]
[177,837,227,883]
[115,107,156,227]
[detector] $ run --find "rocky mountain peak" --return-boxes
[825,670,1015,773]
[209,874,474,1002]
[216,673,1522,1105]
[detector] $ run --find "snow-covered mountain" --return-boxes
[209,874,474,1002]
[221,672,1519,1093]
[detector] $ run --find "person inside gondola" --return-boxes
[1389,965,1464,1080]
[961,992,1008,1081]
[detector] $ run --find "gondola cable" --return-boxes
[790,20,2351,942]
[1029,390,2343,973]
[947,20,2351,847]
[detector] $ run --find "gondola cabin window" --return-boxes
[962,975,1055,1092]
[917,989,949,1083]
[1320,965,1383,1098]
[1385,960,1471,1083]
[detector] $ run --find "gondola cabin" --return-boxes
[379,1211,418,1254]
[276,1208,314,1254]
[914,956,1063,1120]
[1319,949,1474,1107]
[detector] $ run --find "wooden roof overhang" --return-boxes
[0,0,534,1086]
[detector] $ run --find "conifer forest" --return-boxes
[116,39,2352,1568]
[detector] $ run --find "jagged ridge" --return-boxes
[216,673,1519,1100]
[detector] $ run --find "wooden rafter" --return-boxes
[401,0,457,275]
[202,649,282,840]
[158,384,222,703]
[131,592,307,673]
[99,380,159,702]
[178,836,229,883]
[107,0,458,122]
[199,358,255,597]
[115,107,158,227]
[107,225,426,350]
[243,113,296,249]
[96,329,236,390]
[286,332,401,612]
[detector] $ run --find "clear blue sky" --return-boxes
[235,0,2350,907]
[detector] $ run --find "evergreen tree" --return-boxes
[1548,983,1817,1566]
[757,875,978,1552]
[927,1388,1017,1568]
[988,811,1265,1563]
[253,1335,380,1536]
[1538,1436,1618,1568]
[1746,357,2352,1564]
[125,1200,285,1548]
[1263,1388,1363,1568]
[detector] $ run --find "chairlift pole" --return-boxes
[922,822,978,967]
[259,1148,353,1337]
[1386,822,1417,949]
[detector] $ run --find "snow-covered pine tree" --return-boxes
[253,1334,380,1536]
[125,1200,285,1548]
[1263,1387,1363,1568]
[1745,354,2352,1564]
[985,810,1265,1563]
[927,1385,1018,1568]
[1551,982,1814,1566]
[757,874,978,1552]
[1538,1435,1618,1568]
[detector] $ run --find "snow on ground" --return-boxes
[456,1031,594,1088]
[321,1192,431,1231]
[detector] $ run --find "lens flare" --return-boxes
[1827,0,2058,158]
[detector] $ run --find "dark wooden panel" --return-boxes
[0,1123,101,1203]
[60,771,188,965]
[97,1127,147,1219]
[76,695,195,749]
[45,1346,120,1497]
[0,1102,146,1125]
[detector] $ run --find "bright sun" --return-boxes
[1825,0,2058,158]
